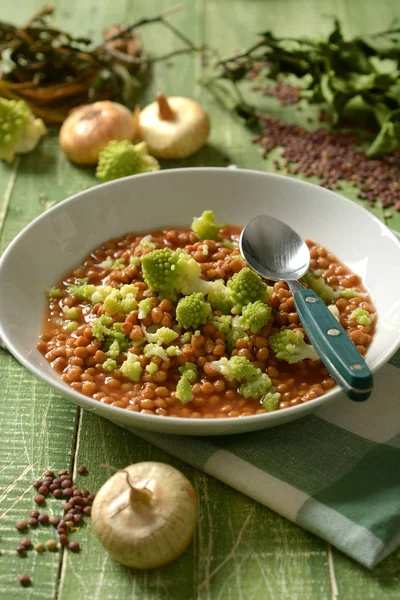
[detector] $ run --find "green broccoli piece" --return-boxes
[143,343,169,361]
[269,329,319,364]
[103,358,118,372]
[105,339,121,359]
[67,282,97,302]
[120,353,143,382]
[301,272,336,303]
[166,345,182,356]
[144,326,179,345]
[129,256,141,267]
[176,293,212,329]
[209,314,233,336]
[91,315,113,341]
[0,98,46,163]
[340,289,367,299]
[138,298,153,320]
[102,284,138,316]
[47,287,62,298]
[207,280,233,314]
[191,210,226,241]
[63,307,79,320]
[238,301,271,333]
[62,320,78,332]
[262,391,281,412]
[350,308,371,326]
[96,140,160,182]
[139,235,156,252]
[176,376,193,404]
[141,248,213,299]
[180,331,193,344]
[178,362,198,383]
[145,362,159,375]
[228,268,267,313]
[210,356,259,382]
[239,373,272,400]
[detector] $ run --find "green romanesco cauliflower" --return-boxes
[302,272,367,303]
[176,293,212,329]
[269,329,319,364]
[62,320,78,332]
[102,358,118,372]
[228,267,268,313]
[206,280,233,314]
[350,308,371,326]
[0,98,46,163]
[239,373,272,400]
[191,210,226,241]
[46,287,62,298]
[67,280,97,302]
[166,345,182,356]
[105,339,121,359]
[178,362,198,383]
[143,343,169,361]
[141,248,212,299]
[262,391,281,412]
[138,298,153,320]
[96,140,160,182]
[120,353,143,382]
[63,307,79,320]
[139,235,156,252]
[143,326,179,345]
[103,284,138,316]
[145,362,159,375]
[92,315,113,341]
[210,356,259,382]
[208,314,232,336]
[238,301,271,333]
[340,288,367,299]
[176,376,193,404]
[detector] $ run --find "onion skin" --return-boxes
[91,462,198,570]
[139,95,210,159]
[59,101,138,165]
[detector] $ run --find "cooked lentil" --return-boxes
[37,226,376,418]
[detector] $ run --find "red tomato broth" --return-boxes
[36,226,377,418]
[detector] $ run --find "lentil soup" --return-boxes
[36,215,376,418]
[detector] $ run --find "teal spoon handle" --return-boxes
[288,282,373,401]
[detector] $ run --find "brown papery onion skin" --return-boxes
[59,101,138,165]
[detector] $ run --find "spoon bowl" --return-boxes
[240,215,310,281]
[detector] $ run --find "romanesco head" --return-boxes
[0,98,46,163]
[262,391,281,412]
[176,375,193,404]
[238,301,272,333]
[191,210,226,241]
[239,372,272,399]
[96,140,160,182]
[228,267,267,312]
[269,328,319,364]
[210,355,259,382]
[141,248,210,299]
[176,293,212,329]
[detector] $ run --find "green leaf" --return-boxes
[367,109,400,157]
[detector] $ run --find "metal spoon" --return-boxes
[240,215,373,401]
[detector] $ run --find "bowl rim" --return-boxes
[1,166,400,430]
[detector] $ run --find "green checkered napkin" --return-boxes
[120,348,400,569]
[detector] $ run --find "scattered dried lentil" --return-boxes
[18,574,31,586]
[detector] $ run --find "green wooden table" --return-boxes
[1,1,400,598]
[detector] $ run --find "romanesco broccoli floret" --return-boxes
[209,314,232,336]
[63,307,79,320]
[139,235,156,252]
[67,282,97,302]
[350,308,371,326]
[269,329,319,364]
[191,210,226,241]
[166,345,182,356]
[96,140,160,182]
[0,98,46,163]
[262,391,281,412]
[145,362,159,375]
[238,301,271,333]
[176,293,212,329]
[228,268,267,313]
[210,356,259,382]
[301,272,335,303]
[206,280,233,314]
[143,326,179,345]
[47,287,62,298]
[340,289,367,299]
[138,298,153,320]
[143,343,169,361]
[105,339,121,359]
[120,353,142,382]
[103,358,117,372]
[103,284,138,316]
[176,376,193,404]
[178,362,198,383]
[141,248,213,299]
[91,315,113,340]
[62,320,78,332]
[239,373,272,400]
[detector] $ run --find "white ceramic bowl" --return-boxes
[1,168,400,436]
